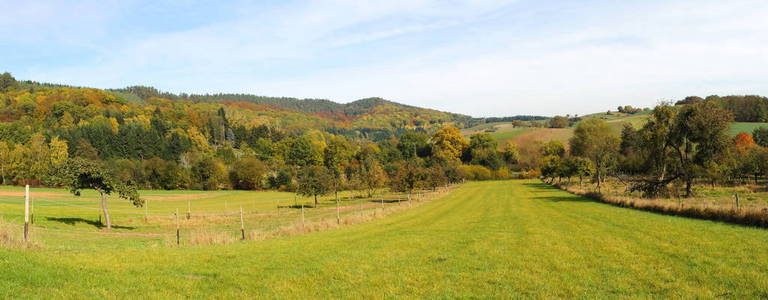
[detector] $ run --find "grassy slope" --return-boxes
[2,180,768,298]
[469,112,763,147]
[729,122,768,135]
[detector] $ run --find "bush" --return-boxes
[493,167,512,179]
[458,165,493,180]
[518,169,541,179]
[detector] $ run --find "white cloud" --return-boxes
[11,0,768,117]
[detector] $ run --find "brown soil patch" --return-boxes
[0,191,67,197]
[143,193,219,202]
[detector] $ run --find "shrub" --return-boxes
[459,165,493,180]
[518,169,541,179]
[0,218,41,249]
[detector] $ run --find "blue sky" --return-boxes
[2,0,767,117]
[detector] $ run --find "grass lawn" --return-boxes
[729,122,768,135]
[2,180,768,298]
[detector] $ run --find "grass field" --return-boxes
[2,180,768,298]
[729,122,768,135]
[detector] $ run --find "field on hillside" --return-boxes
[730,122,768,135]
[466,112,765,149]
[2,180,768,298]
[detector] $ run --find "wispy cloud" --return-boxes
[2,0,767,116]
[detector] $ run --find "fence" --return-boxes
[3,185,458,248]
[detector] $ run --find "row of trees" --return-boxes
[540,100,768,198]
[675,95,768,122]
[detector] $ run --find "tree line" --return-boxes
[0,73,523,196]
[539,99,768,198]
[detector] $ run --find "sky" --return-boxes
[1,0,768,117]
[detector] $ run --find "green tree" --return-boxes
[287,136,322,167]
[502,141,520,165]
[324,136,354,200]
[388,159,426,202]
[541,140,565,158]
[570,118,619,192]
[753,127,768,147]
[0,72,18,92]
[191,157,227,190]
[548,116,569,128]
[48,158,141,230]
[296,165,333,206]
[668,101,732,197]
[230,157,266,190]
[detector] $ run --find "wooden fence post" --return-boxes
[301,204,305,229]
[30,189,34,224]
[175,208,180,246]
[24,185,29,242]
[144,198,149,222]
[735,193,741,210]
[187,200,191,220]
[336,199,340,224]
[240,206,245,240]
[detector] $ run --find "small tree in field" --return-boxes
[49,158,142,230]
[388,159,426,202]
[355,156,387,198]
[296,165,333,206]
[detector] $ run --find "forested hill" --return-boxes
[107,85,471,125]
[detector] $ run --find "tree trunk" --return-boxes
[100,192,111,230]
[685,177,693,198]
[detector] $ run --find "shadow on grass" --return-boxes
[45,217,136,230]
[285,204,316,209]
[368,199,403,204]
[532,196,593,203]
[523,182,561,191]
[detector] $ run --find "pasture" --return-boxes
[2,180,768,298]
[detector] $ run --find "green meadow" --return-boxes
[1,180,767,298]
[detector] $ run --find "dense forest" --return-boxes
[675,95,768,122]
[0,72,519,193]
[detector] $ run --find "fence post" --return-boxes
[175,208,180,246]
[30,189,34,224]
[144,198,149,222]
[336,199,340,224]
[187,200,191,220]
[277,198,280,217]
[735,193,741,210]
[380,197,384,209]
[301,204,305,229]
[24,184,29,242]
[240,206,245,240]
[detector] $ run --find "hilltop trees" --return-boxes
[548,116,570,128]
[0,72,18,92]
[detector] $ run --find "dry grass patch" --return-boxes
[556,184,768,227]
[0,218,42,249]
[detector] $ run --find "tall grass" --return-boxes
[555,183,768,227]
[0,218,41,249]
